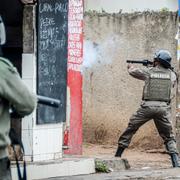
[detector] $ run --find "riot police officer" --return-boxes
[115,50,180,167]
[0,15,36,180]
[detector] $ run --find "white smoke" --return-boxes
[82,40,97,68]
[82,35,118,71]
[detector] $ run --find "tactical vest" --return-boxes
[143,68,171,102]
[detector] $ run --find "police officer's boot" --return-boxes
[115,146,125,157]
[170,153,180,167]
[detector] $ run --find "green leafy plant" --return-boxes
[95,161,110,173]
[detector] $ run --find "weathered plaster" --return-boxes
[83,11,178,149]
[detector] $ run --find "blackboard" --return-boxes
[37,0,68,124]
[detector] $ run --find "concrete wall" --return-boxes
[83,11,178,149]
[84,0,178,13]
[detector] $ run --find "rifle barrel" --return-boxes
[126,60,144,63]
[37,95,61,108]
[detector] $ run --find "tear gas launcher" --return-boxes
[126,59,153,66]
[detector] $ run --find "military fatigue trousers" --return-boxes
[118,104,178,154]
[0,157,11,180]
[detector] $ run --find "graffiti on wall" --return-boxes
[68,0,83,72]
[65,0,83,155]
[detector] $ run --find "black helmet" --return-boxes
[154,50,172,68]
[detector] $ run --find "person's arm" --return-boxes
[127,64,149,81]
[0,60,37,116]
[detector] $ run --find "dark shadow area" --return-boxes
[0,0,24,139]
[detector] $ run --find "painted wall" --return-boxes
[64,0,83,155]
[84,0,178,13]
[83,11,178,149]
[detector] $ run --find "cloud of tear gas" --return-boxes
[83,40,97,68]
[82,36,118,70]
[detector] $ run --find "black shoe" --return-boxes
[115,146,125,157]
[170,153,180,167]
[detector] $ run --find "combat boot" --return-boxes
[170,153,180,167]
[115,146,125,157]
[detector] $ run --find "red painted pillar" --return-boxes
[64,0,83,155]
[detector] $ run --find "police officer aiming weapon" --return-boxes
[115,50,180,168]
[126,58,175,72]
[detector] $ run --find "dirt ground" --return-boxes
[50,144,178,180]
[82,143,171,169]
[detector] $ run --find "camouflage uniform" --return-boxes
[0,57,36,180]
[118,65,178,154]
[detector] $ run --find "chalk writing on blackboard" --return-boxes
[37,0,68,124]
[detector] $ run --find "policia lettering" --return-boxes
[115,50,180,168]
[143,69,171,102]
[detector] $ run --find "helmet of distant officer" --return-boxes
[154,49,172,68]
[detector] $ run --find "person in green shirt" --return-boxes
[0,15,37,180]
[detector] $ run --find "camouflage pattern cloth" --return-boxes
[118,65,178,154]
